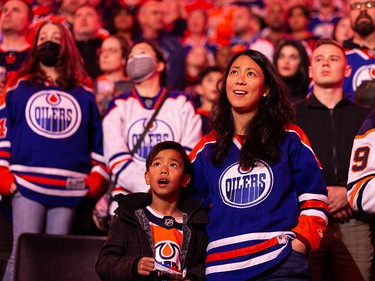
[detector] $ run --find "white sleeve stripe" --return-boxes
[91,152,105,163]
[206,245,287,275]
[91,165,110,181]
[0,141,11,148]
[0,160,9,167]
[207,231,295,251]
[299,193,328,203]
[14,175,88,197]
[300,209,328,225]
[11,164,87,178]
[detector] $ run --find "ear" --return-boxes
[144,171,150,185]
[138,9,145,25]
[156,61,165,72]
[344,64,352,78]
[181,174,191,188]
[263,87,269,97]
[309,65,313,79]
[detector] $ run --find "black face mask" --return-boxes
[36,41,61,67]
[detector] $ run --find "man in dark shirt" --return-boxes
[0,0,32,84]
[295,38,372,281]
[135,0,185,90]
[73,4,107,80]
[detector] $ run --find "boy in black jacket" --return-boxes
[96,141,208,281]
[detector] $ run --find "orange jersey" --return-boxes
[145,206,183,271]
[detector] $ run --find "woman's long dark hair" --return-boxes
[106,4,140,40]
[273,39,310,101]
[211,49,295,168]
[19,19,91,89]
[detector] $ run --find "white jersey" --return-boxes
[347,110,375,213]
[103,87,202,198]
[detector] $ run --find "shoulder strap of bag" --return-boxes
[109,90,169,192]
[129,90,169,156]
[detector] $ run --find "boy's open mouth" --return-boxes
[158,179,169,184]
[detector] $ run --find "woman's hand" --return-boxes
[9,182,17,194]
[137,257,155,276]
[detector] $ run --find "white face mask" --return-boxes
[126,54,157,83]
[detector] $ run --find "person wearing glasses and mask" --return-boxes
[343,0,375,100]
[0,19,109,281]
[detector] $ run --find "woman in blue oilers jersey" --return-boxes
[101,40,202,216]
[189,49,329,281]
[0,19,109,281]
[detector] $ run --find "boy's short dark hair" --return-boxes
[198,66,222,84]
[145,141,192,175]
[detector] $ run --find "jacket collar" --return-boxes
[307,92,352,109]
[114,192,208,224]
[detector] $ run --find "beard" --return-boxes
[353,12,374,36]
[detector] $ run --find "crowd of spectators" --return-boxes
[1,0,375,280]
[0,0,353,102]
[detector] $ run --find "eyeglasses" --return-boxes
[97,48,121,56]
[350,1,375,10]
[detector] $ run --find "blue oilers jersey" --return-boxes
[308,11,342,38]
[0,77,107,206]
[189,124,328,281]
[103,87,202,196]
[0,46,30,73]
[0,47,31,85]
[344,48,375,100]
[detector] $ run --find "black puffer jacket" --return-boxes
[96,193,209,281]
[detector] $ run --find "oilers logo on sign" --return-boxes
[25,90,81,139]
[352,64,375,92]
[128,118,174,161]
[219,160,274,208]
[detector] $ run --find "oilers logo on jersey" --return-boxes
[352,64,375,93]
[155,241,181,271]
[25,90,82,139]
[219,160,274,208]
[127,117,174,161]
[312,23,334,38]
